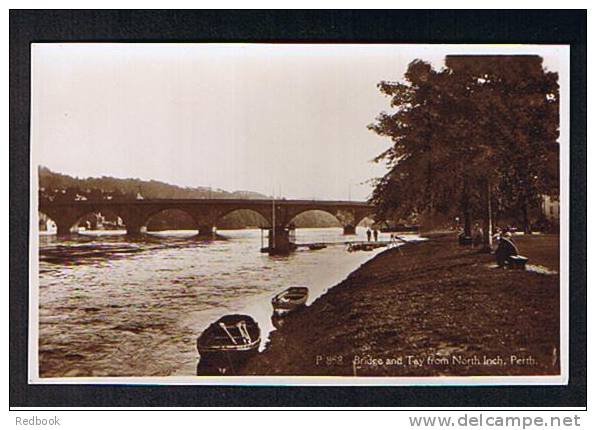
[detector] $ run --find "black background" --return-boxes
[9,9,587,408]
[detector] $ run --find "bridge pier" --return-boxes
[126,224,145,236]
[267,227,293,255]
[343,224,356,235]
[197,225,215,239]
[55,223,74,237]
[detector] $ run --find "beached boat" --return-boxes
[196,314,261,368]
[271,286,309,314]
[347,243,378,252]
[308,243,327,250]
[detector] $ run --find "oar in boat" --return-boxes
[236,321,251,344]
[219,322,238,345]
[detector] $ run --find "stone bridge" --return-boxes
[38,198,375,237]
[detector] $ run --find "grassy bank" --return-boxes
[243,233,560,376]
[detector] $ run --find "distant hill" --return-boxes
[38,166,269,200]
[38,166,340,229]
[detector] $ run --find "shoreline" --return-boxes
[243,233,560,377]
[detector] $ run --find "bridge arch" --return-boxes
[38,210,58,234]
[143,208,199,235]
[38,205,127,236]
[73,207,126,235]
[216,208,271,230]
[286,209,342,229]
[354,212,375,228]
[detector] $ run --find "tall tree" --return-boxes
[369,61,462,225]
[369,60,485,235]
[446,55,559,236]
[370,55,559,247]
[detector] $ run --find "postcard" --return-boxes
[28,43,569,386]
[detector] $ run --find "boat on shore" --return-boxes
[347,243,380,252]
[271,286,309,314]
[308,243,327,251]
[196,314,261,372]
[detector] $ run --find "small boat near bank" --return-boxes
[347,242,380,252]
[271,286,309,314]
[196,314,261,371]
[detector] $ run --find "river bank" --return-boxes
[243,233,560,376]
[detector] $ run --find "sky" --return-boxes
[31,44,566,201]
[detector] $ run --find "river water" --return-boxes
[37,227,398,378]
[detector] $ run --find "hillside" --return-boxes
[38,166,268,201]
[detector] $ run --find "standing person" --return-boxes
[373,229,379,242]
[366,228,372,242]
[472,223,483,247]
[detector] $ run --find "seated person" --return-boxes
[495,232,519,267]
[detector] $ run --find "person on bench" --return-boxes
[495,231,519,268]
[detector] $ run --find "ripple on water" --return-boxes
[38,227,402,377]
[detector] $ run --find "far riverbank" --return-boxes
[243,233,560,376]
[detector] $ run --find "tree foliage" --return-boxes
[369,55,559,237]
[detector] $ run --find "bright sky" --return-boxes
[31,44,566,201]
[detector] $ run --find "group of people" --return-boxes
[366,228,379,242]
[464,223,520,267]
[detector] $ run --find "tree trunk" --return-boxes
[481,177,493,252]
[522,198,532,234]
[461,176,471,237]
[426,155,434,231]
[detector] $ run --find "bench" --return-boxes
[507,255,528,270]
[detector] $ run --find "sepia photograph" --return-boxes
[28,42,569,385]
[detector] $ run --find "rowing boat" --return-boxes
[271,286,309,314]
[196,314,261,370]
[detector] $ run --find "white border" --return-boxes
[28,43,570,386]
